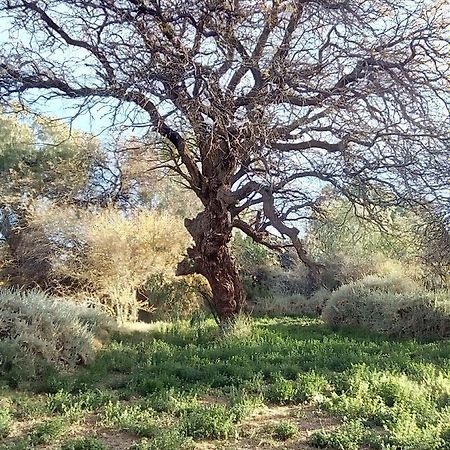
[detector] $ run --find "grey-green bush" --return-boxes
[0,288,115,384]
[249,290,330,318]
[322,276,450,338]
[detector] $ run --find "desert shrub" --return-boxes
[48,389,115,419]
[29,418,66,445]
[265,372,329,405]
[249,288,331,318]
[312,248,422,292]
[317,251,382,290]
[322,276,450,338]
[233,236,313,302]
[0,406,12,438]
[419,215,450,290]
[232,233,277,272]
[141,273,205,321]
[309,420,369,450]
[353,273,418,294]
[270,421,298,441]
[228,390,262,422]
[308,288,332,315]
[307,198,421,264]
[221,313,253,339]
[0,288,114,384]
[60,437,107,450]
[249,294,306,317]
[19,206,190,322]
[145,388,198,415]
[268,266,311,296]
[304,197,439,290]
[132,430,194,450]
[180,404,236,440]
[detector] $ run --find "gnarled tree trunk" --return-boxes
[177,200,246,322]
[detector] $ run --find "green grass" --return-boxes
[2,317,450,449]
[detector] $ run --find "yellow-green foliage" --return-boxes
[21,205,192,322]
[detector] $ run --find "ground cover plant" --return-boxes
[1,317,450,449]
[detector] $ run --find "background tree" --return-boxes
[0,110,100,277]
[1,0,448,321]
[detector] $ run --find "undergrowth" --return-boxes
[1,317,450,449]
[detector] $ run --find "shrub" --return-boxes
[308,288,332,315]
[48,389,115,419]
[145,388,198,415]
[265,376,297,404]
[132,429,194,450]
[249,294,306,317]
[354,273,418,294]
[229,390,262,422]
[322,276,450,338]
[317,251,384,290]
[309,420,368,450]
[221,314,253,339]
[306,198,424,287]
[265,372,329,405]
[249,288,332,318]
[0,289,114,384]
[102,401,158,437]
[271,421,298,440]
[141,273,204,321]
[19,206,191,323]
[60,437,107,450]
[180,404,236,440]
[0,406,12,438]
[243,262,313,308]
[29,418,66,445]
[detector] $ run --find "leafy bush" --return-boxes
[102,401,159,437]
[322,276,450,338]
[249,294,307,317]
[232,233,277,273]
[309,420,369,450]
[271,421,298,440]
[250,288,331,318]
[265,372,329,405]
[0,406,12,438]
[60,437,107,450]
[145,388,198,415]
[0,289,114,384]
[132,429,194,450]
[29,418,66,445]
[180,404,236,440]
[48,389,115,419]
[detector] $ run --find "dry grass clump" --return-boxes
[322,275,450,338]
[0,288,115,384]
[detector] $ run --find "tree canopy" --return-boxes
[1,0,449,320]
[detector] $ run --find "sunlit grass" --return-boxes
[2,317,450,449]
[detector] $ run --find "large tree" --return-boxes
[1,0,449,321]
